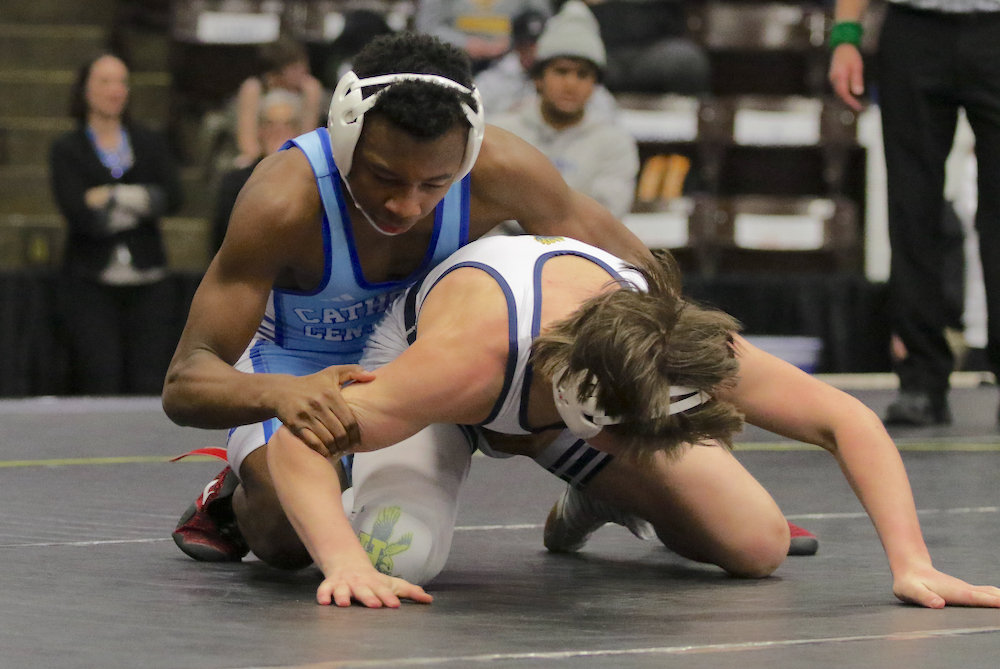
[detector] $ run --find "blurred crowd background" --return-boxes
[0,0,985,396]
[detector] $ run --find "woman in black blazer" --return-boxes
[49,53,182,394]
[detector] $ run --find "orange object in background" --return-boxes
[636,154,690,203]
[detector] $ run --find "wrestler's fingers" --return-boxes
[946,585,1000,608]
[371,583,402,609]
[335,365,376,386]
[391,578,433,604]
[316,410,352,453]
[317,399,357,452]
[317,580,335,606]
[332,583,356,608]
[896,585,946,609]
[351,584,384,609]
[294,427,330,458]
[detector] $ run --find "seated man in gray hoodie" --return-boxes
[492,1,638,220]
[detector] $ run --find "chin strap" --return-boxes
[552,367,711,440]
[339,173,401,237]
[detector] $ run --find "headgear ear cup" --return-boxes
[327,71,486,180]
[328,71,367,178]
[552,368,617,440]
[551,366,711,440]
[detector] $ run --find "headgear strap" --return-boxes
[327,71,485,181]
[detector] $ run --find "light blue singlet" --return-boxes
[246,127,471,374]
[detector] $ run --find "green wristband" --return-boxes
[829,21,863,49]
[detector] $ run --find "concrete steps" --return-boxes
[0,24,106,70]
[0,117,74,166]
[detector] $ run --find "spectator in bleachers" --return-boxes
[581,0,710,95]
[415,0,551,73]
[49,53,182,395]
[829,0,1000,426]
[474,8,618,119]
[234,37,323,169]
[492,1,639,219]
[212,91,303,256]
[473,9,547,115]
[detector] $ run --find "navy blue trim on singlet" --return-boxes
[563,446,602,480]
[549,438,584,471]
[248,340,277,442]
[459,175,471,246]
[269,133,337,346]
[418,261,517,427]
[272,294,286,347]
[457,424,480,455]
[337,173,445,293]
[317,127,334,171]
[403,271,432,345]
[576,452,612,487]
[518,251,630,433]
[543,438,613,488]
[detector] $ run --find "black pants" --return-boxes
[877,4,1000,395]
[58,275,178,395]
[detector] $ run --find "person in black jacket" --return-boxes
[49,52,182,395]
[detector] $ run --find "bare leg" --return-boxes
[583,444,790,578]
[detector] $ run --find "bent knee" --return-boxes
[352,503,451,585]
[236,507,312,570]
[253,542,313,571]
[720,517,790,579]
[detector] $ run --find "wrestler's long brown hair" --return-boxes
[531,251,744,460]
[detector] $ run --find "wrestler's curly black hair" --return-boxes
[351,32,477,140]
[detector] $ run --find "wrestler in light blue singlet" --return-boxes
[246,127,471,374]
[226,128,471,464]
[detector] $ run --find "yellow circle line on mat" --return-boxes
[0,455,219,468]
[4,443,1000,467]
[736,442,1000,452]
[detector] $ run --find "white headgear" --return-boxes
[551,367,711,440]
[328,71,486,181]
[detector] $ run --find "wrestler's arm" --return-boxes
[469,126,654,266]
[266,424,433,607]
[161,149,369,452]
[266,269,508,604]
[720,335,1000,609]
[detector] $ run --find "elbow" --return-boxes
[161,371,196,427]
[820,398,884,454]
[161,388,191,427]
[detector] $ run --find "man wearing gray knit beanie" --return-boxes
[492,0,638,219]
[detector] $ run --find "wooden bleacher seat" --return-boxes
[693,195,860,275]
[172,0,411,45]
[691,1,829,96]
[624,195,860,276]
[620,93,866,274]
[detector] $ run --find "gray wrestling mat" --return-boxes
[1,384,998,669]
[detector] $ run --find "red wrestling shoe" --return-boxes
[172,467,250,562]
[787,521,819,556]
